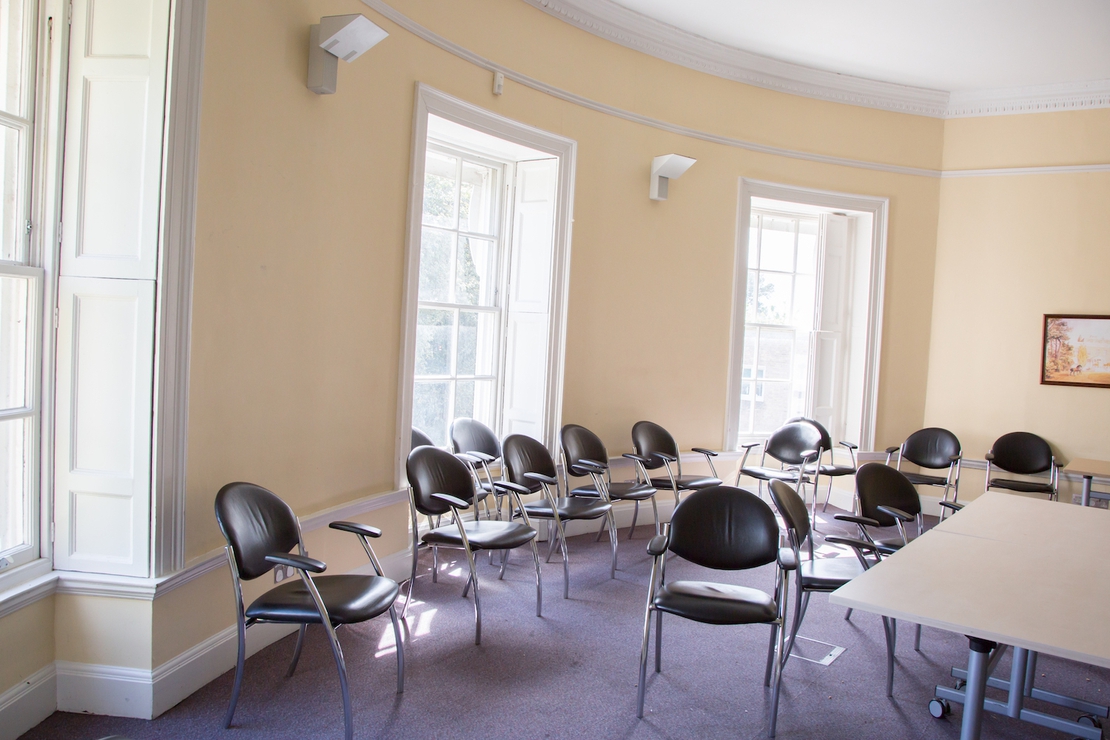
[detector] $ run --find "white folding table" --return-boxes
[830,492,1110,739]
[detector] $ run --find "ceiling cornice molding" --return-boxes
[522,0,1110,119]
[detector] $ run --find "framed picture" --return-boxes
[1042,314,1110,388]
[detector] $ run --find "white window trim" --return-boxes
[725,179,888,452]
[396,83,576,487]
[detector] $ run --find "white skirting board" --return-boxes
[0,664,57,740]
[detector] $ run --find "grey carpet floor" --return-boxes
[20,509,1110,739]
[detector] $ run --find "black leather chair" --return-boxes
[411,427,435,450]
[403,445,541,644]
[786,416,858,513]
[215,482,403,740]
[630,420,722,507]
[736,421,822,515]
[636,486,793,737]
[561,423,659,539]
[768,480,899,694]
[885,427,962,517]
[450,417,501,516]
[985,431,1060,501]
[835,462,924,550]
[502,433,616,597]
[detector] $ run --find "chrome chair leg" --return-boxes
[549,516,571,599]
[529,538,543,617]
[844,607,853,621]
[224,618,247,728]
[781,585,809,672]
[654,610,663,673]
[462,547,481,645]
[650,496,660,536]
[914,623,922,651]
[498,548,509,580]
[629,501,640,539]
[320,620,353,740]
[286,623,307,677]
[637,605,653,718]
[594,517,606,542]
[388,605,405,694]
[607,510,619,578]
[882,616,896,697]
[822,477,834,512]
[432,545,439,583]
[545,521,559,563]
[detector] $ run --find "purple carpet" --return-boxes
[21,510,1110,739]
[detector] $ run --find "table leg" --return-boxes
[961,636,997,740]
[1082,475,1093,507]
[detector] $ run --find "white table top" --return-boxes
[829,492,1110,668]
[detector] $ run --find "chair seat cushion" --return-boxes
[988,478,1054,494]
[245,574,399,625]
[740,466,807,483]
[524,497,611,520]
[648,475,722,491]
[903,472,949,487]
[818,464,856,477]
[570,481,656,500]
[653,580,777,625]
[799,557,864,591]
[422,520,537,550]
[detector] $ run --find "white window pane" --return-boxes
[0,272,29,410]
[456,310,498,376]
[0,416,29,556]
[413,381,450,448]
[0,0,26,117]
[471,379,496,427]
[757,272,792,324]
[792,274,816,327]
[758,328,795,380]
[455,237,496,306]
[422,152,457,229]
[759,218,795,272]
[418,229,452,303]
[0,122,21,262]
[747,224,759,268]
[415,308,453,376]
[745,272,756,320]
[459,161,496,235]
[753,381,790,433]
[796,219,818,274]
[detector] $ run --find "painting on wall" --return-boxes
[1042,315,1110,388]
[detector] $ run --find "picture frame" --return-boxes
[1041,314,1110,388]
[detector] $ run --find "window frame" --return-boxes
[413,142,510,446]
[726,179,889,453]
[397,84,577,488]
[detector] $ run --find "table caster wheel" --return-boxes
[929,698,951,718]
[954,678,966,691]
[1077,713,1102,728]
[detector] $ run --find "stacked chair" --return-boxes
[631,421,722,507]
[736,421,822,517]
[403,445,542,644]
[786,416,858,513]
[503,433,617,597]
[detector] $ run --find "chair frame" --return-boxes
[984,432,1061,502]
[403,463,542,645]
[217,489,404,740]
[636,486,793,738]
[631,421,721,507]
[884,427,962,519]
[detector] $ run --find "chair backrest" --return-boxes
[215,482,300,581]
[901,427,960,470]
[561,424,608,478]
[855,463,921,526]
[503,434,557,492]
[785,416,832,454]
[989,431,1052,475]
[764,421,824,466]
[407,445,477,516]
[411,427,435,450]
[668,486,778,570]
[450,417,501,460]
[631,421,679,472]
[769,480,810,546]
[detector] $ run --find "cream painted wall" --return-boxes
[926,168,1110,497]
[185,0,945,560]
[0,596,54,692]
[55,594,152,669]
[943,108,1110,170]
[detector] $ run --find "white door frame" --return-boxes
[395,84,577,488]
[725,178,888,452]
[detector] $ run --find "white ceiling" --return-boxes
[607,0,1110,93]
